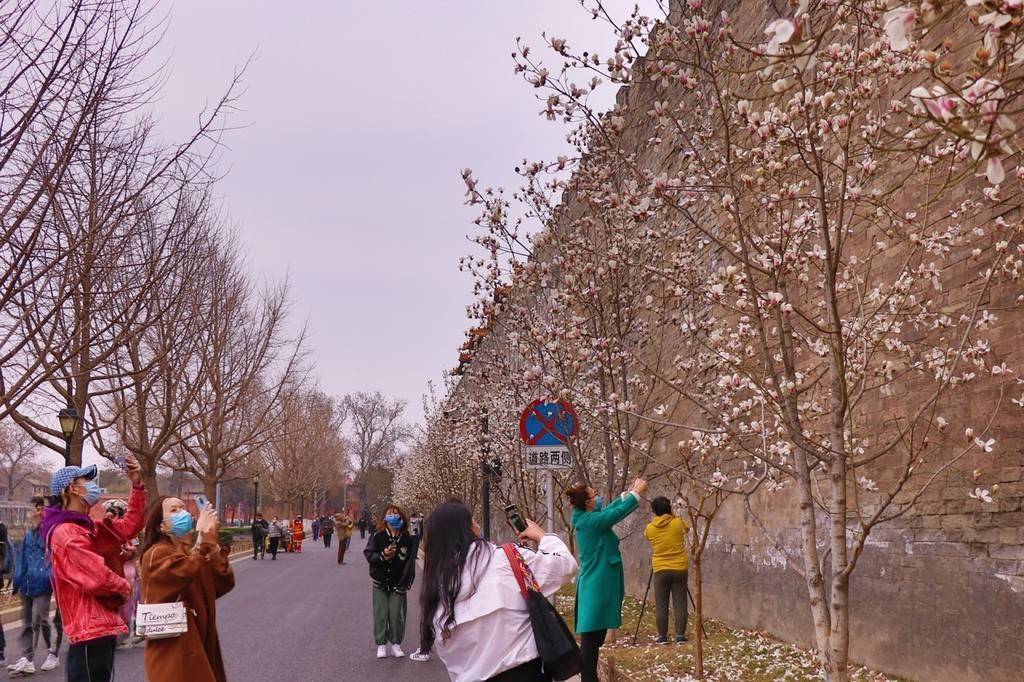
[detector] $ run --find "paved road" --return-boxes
[6,537,449,681]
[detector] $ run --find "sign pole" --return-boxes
[546,470,554,533]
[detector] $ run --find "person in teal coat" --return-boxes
[567,477,647,682]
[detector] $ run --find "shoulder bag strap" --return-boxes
[143,543,183,605]
[501,543,529,598]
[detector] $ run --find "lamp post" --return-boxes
[252,474,260,525]
[57,407,80,466]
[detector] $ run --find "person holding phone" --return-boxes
[139,497,235,682]
[40,456,147,682]
[419,501,578,681]
[364,505,417,658]
[565,477,648,682]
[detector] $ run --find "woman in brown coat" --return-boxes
[139,497,235,682]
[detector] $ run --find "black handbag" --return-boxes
[501,544,582,681]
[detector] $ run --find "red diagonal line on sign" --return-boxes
[527,406,569,445]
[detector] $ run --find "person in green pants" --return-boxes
[567,477,648,682]
[364,505,418,659]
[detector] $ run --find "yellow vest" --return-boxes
[644,514,690,572]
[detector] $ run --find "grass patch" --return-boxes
[555,588,910,682]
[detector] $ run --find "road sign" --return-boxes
[520,399,578,472]
[519,399,579,446]
[520,399,579,531]
[525,446,573,470]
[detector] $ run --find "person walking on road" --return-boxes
[335,513,354,564]
[420,502,578,681]
[364,505,417,659]
[567,477,647,682]
[267,517,284,559]
[139,497,235,682]
[644,496,691,644]
[357,516,368,539]
[312,517,321,543]
[9,497,60,676]
[40,458,147,682]
[252,512,269,560]
[290,516,305,552]
[321,515,334,548]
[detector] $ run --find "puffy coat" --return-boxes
[12,528,51,597]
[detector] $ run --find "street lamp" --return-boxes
[57,407,80,466]
[252,474,260,525]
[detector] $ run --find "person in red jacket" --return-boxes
[39,457,146,682]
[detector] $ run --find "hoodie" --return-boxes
[644,514,690,573]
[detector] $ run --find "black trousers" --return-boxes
[323,532,332,547]
[488,658,551,682]
[67,636,116,682]
[580,629,607,682]
[268,536,280,558]
[253,536,265,558]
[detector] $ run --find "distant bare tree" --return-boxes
[262,387,344,517]
[343,391,411,515]
[0,421,43,501]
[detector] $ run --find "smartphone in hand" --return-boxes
[504,504,528,533]
[114,455,127,471]
[195,494,209,511]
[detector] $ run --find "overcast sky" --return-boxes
[142,1,652,429]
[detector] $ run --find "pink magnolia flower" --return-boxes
[910,86,956,121]
[883,7,916,51]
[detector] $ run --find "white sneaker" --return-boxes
[8,658,35,676]
[376,645,388,659]
[40,654,58,672]
[390,644,405,658]
[3,658,19,672]
[409,650,431,662]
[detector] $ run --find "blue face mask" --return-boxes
[168,510,194,537]
[385,514,402,530]
[593,495,604,511]
[78,481,102,507]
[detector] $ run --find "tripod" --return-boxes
[632,569,708,645]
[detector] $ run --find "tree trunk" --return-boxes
[142,465,160,498]
[794,454,836,678]
[694,557,704,680]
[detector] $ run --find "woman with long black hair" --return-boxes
[419,502,577,682]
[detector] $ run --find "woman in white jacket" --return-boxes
[419,502,578,682]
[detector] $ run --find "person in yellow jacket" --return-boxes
[643,496,691,643]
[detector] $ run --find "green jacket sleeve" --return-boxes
[578,492,639,533]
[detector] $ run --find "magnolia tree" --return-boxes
[393,384,483,513]
[448,0,1024,679]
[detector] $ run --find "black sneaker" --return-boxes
[655,636,669,644]
[676,634,688,643]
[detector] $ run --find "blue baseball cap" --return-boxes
[50,464,98,496]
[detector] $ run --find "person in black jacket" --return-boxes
[251,512,269,560]
[364,505,418,660]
